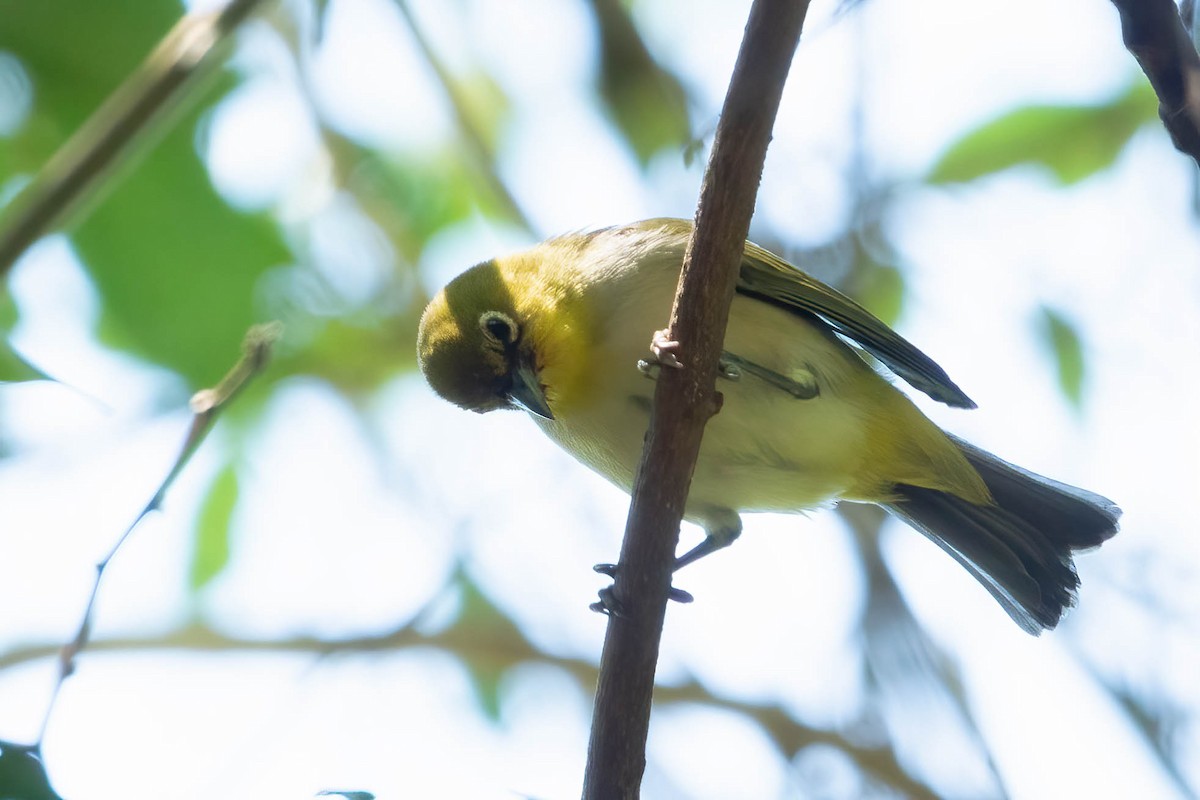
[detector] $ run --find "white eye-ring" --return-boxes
[479,311,518,345]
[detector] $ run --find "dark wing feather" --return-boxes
[737,242,976,409]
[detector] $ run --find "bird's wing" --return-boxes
[737,242,976,409]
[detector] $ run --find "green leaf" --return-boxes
[853,262,905,328]
[452,71,510,156]
[588,0,691,166]
[446,572,533,724]
[76,97,291,387]
[928,80,1158,185]
[0,0,178,155]
[0,0,292,388]
[1037,305,1085,410]
[0,294,50,383]
[0,741,62,800]
[315,792,375,800]
[0,340,51,383]
[278,315,422,394]
[189,462,239,591]
[340,144,477,263]
[463,660,505,724]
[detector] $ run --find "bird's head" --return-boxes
[417,259,556,420]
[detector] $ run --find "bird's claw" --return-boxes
[591,562,694,616]
[637,330,685,378]
[667,585,694,603]
[650,329,684,369]
[590,585,625,617]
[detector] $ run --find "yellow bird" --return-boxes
[417,218,1119,633]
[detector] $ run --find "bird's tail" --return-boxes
[883,436,1120,634]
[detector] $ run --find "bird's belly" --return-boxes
[535,372,866,521]
[533,291,880,522]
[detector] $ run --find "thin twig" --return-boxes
[1074,657,1195,800]
[391,0,538,236]
[0,0,276,276]
[581,1,810,797]
[33,323,281,747]
[840,504,1008,798]
[1108,0,1200,167]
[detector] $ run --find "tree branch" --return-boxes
[32,323,280,747]
[582,1,811,797]
[1109,0,1200,167]
[0,619,937,799]
[391,0,538,236]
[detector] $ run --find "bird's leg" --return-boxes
[673,521,743,571]
[590,515,743,616]
[717,355,742,381]
[718,351,820,399]
[640,344,814,403]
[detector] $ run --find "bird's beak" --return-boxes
[507,353,554,420]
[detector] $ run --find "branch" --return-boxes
[33,323,280,747]
[0,619,937,799]
[391,0,538,236]
[582,1,811,797]
[841,505,1007,798]
[0,0,276,277]
[1109,0,1200,166]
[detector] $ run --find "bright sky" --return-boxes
[2,0,1199,798]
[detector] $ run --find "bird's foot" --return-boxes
[590,563,694,616]
[637,329,684,378]
[717,354,742,381]
[650,329,683,369]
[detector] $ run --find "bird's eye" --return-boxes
[479,311,517,345]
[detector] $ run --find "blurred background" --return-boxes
[1,0,1198,797]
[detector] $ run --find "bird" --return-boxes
[416,218,1120,634]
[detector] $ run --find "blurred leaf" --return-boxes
[0,1,178,161]
[847,216,907,327]
[0,741,62,800]
[0,341,50,383]
[280,316,422,394]
[452,71,510,157]
[853,262,905,327]
[682,133,707,169]
[928,80,1158,185]
[342,144,477,263]
[1037,305,1085,410]
[464,661,505,723]
[0,0,291,387]
[0,291,48,383]
[315,792,375,800]
[457,582,509,723]
[189,461,239,592]
[448,572,535,724]
[588,0,691,166]
[76,95,290,387]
